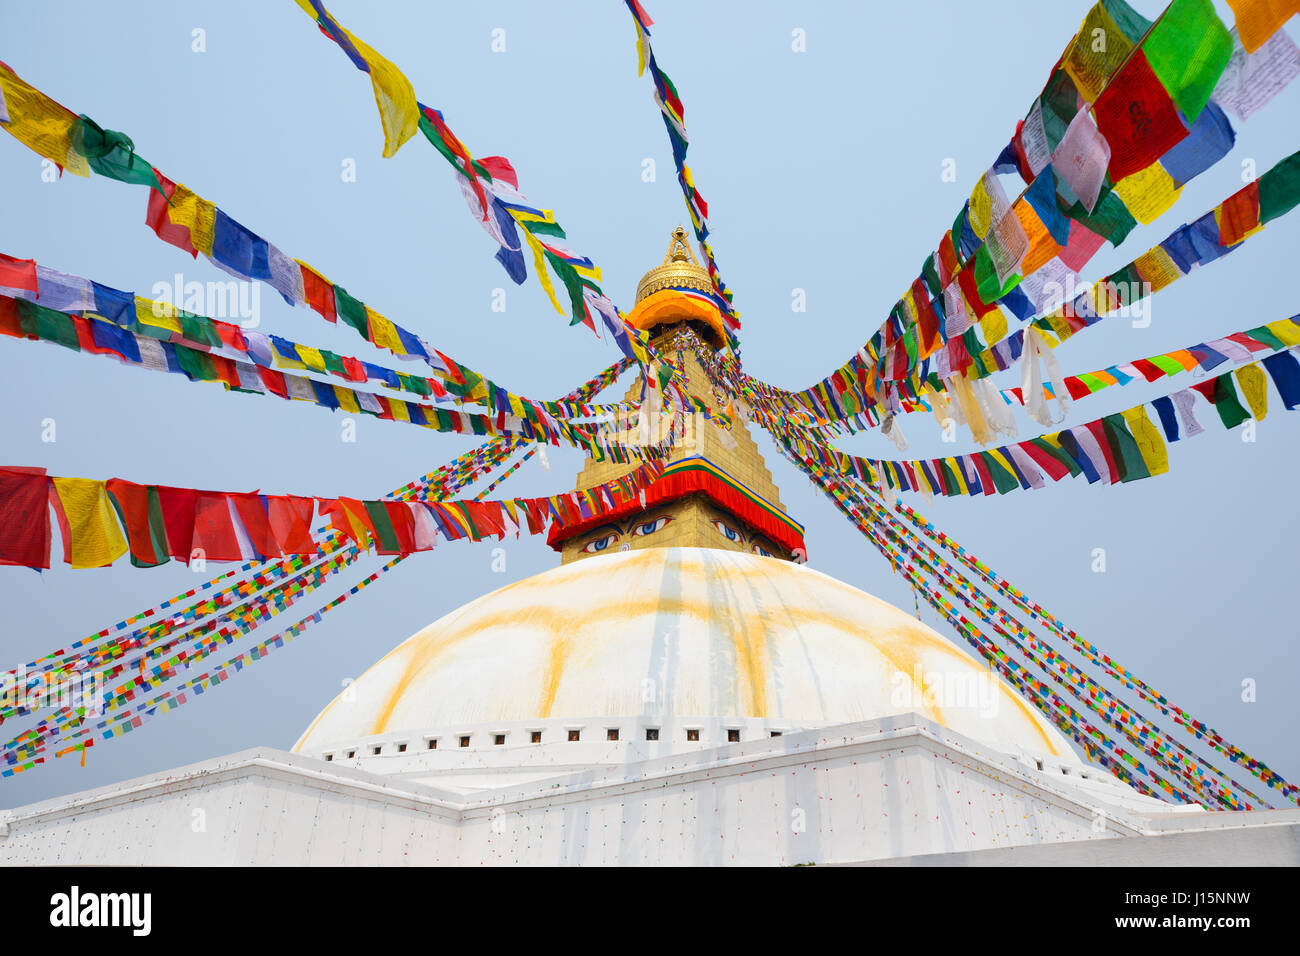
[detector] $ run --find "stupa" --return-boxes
[2,231,1293,866]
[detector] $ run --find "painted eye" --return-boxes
[752,543,774,558]
[632,516,672,537]
[713,520,741,543]
[581,533,619,553]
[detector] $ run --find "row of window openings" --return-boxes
[326,727,784,760]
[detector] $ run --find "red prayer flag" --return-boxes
[1092,51,1189,182]
[0,466,50,568]
[268,495,316,555]
[1130,358,1167,382]
[0,295,23,338]
[191,492,243,562]
[155,485,198,560]
[383,501,418,553]
[1083,420,1122,483]
[0,253,37,295]
[105,478,166,566]
[299,262,337,324]
[212,321,248,352]
[341,356,368,383]
[1217,181,1261,246]
[257,367,290,400]
[228,493,281,559]
[476,155,518,189]
[144,171,198,258]
[1018,441,1071,482]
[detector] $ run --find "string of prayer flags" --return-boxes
[785,0,1300,428]
[290,2,649,353]
[0,256,644,429]
[0,292,672,461]
[851,356,1289,501]
[624,0,740,347]
[787,446,1263,808]
[0,461,667,571]
[0,63,658,373]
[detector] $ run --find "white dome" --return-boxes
[294,547,1078,762]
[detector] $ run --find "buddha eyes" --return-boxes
[713,520,741,543]
[582,533,620,553]
[752,543,774,557]
[632,516,672,537]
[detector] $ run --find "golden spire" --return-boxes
[551,229,801,565]
[634,226,713,303]
[627,226,727,349]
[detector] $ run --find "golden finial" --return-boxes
[664,225,698,266]
[636,226,711,303]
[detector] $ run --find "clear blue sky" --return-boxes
[1,0,1297,808]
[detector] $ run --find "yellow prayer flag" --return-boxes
[1132,246,1182,293]
[334,386,361,414]
[632,20,648,76]
[0,66,89,176]
[571,262,603,283]
[1235,363,1269,420]
[366,307,405,355]
[387,398,411,423]
[509,208,555,224]
[969,177,994,238]
[295,1,418,157]
[295,346,327,373]
[52,477,127,569]
[1112,162,1183,224]
[1265,318,1300,346]
[1121,406,1169,477]
[167,185,216,255]
[1043,309,1074,341]
[1062,3,1134,102]
[134,296,181,335]
[522,229,565,317]
[980,309,1008,346]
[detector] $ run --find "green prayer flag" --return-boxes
[179,312,222,349]
[1067,187,1137,246]
[544,251,587,325]
[19,300,80,352]
[362,501,402,554]
[523,219,567,239]
[70,115,167,198]
[1101,414,1149,482]
[173,343,216,382]
[980,451,1020,494]
[1140,0,1232,122]
[322,351,347,377]
[1211,373,1251,429]
[1040,70,1081,151]
[1258,151,1300,225]
[333,285,370,340]
[1243,325,1287,352]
